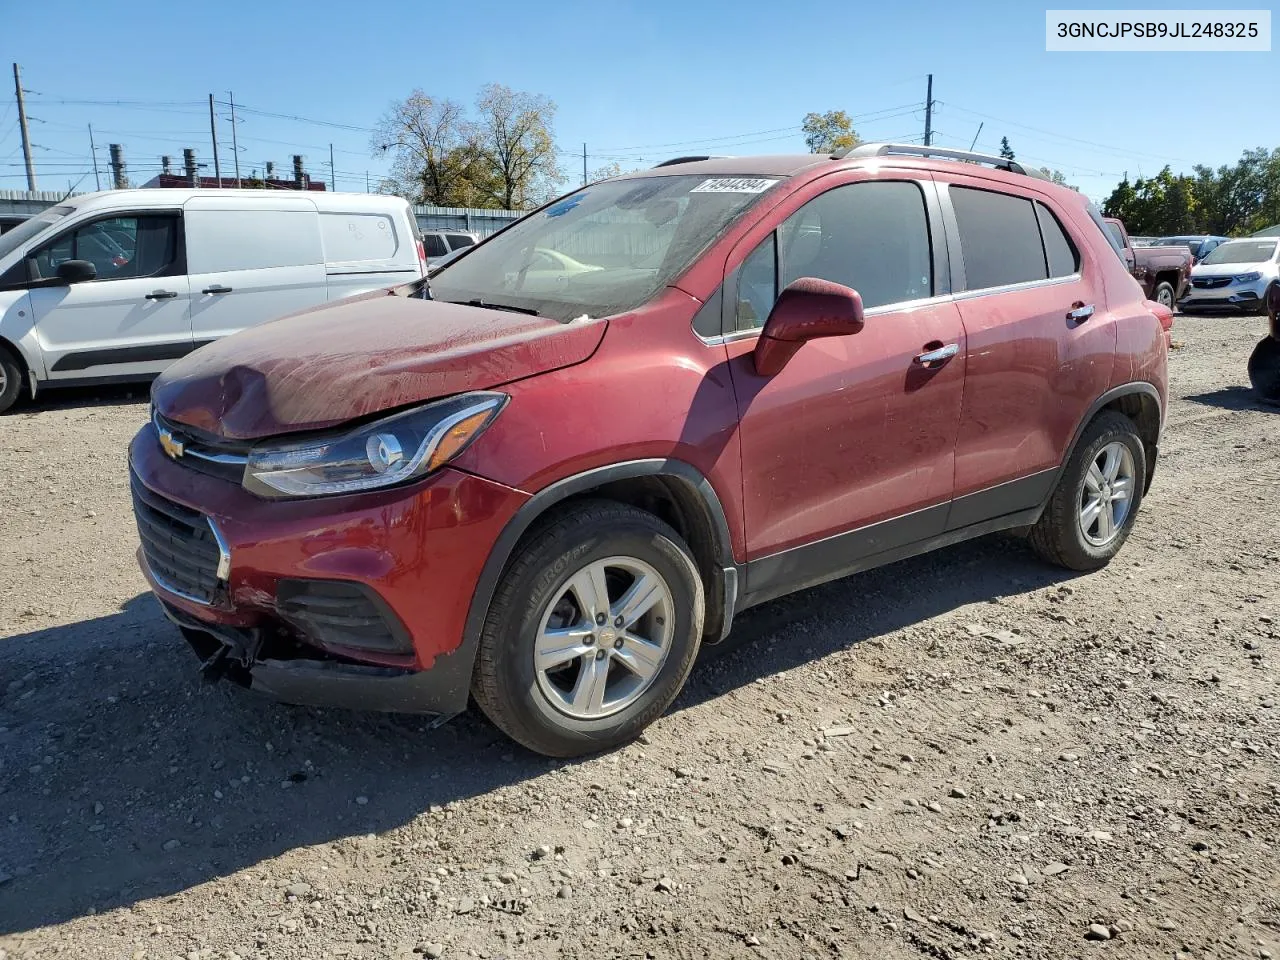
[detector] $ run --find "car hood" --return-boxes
[1191,262,1275,278]
[152,292,607,440]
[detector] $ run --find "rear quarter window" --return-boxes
[319,212,401,263]
[423,234,448,258]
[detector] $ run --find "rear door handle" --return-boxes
[1067,302,1095,321]
[913,343,959,365]
[202,284,233,295]
[145,290,178,300]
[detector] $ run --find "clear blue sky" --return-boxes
[2,0,1275,202]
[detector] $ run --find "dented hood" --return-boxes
[152,293,606,440]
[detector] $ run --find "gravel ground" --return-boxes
[1,313,1277,960]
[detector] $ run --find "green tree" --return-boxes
[802,111,859,154]
[471,84,564,210]
[1036,166,1071,187]
[999,137,1015,161]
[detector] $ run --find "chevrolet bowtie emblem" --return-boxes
[158,427,185,459]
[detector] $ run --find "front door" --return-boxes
[25,212,192,381]
[722,176,967,595]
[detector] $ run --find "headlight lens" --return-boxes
[244,392,506,498]
[1234,271,1263,283]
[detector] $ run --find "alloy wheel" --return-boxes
[1079,441,1136,546]
[533,556,674,720]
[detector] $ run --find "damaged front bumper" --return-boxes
[158,600,465,718]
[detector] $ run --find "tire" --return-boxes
[471,499,705,757]
[1153,281,1175,310]
[0,347,23,415]
[1029,411,1147,572]
[1248,335,1280,404]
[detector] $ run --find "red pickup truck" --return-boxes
[1103,217,1192,308]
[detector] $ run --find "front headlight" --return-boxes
[244,392,506,498]
[1234,271,1263,283]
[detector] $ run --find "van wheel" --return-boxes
[1029,411,1146,571]
[472,500,704,757]
[1153,281,1175,310]
[0,347,24,414]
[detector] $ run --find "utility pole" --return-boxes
[13,63,36,190]
[582,143,587,186]
[923,74,934,148]
[88,123,101,190]
[228,91,241,187]
[329,143,335,191]
[968,122,984,152]
[365,170,370,193]
[208,94,221,186]
[108,144,126,190]
[184,148,198,187]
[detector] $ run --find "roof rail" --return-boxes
[652,155,731,168]
[835,142,1049,180]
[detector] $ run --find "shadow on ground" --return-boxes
[6,381,149,416]
[0,532,1072,934]
[1184,386,1277,411]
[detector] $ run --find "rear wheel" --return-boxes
[1029,412,1146,571]
[472,500,704,757]
[1248,335,1280,404]
[1153,281,1176,310]
[0,347,24,415]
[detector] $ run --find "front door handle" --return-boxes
[1067,302,1095,322]
[913,343,959,365]
[145,290,178,300]
[202,284,233,295]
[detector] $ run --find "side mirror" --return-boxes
[753,277,864,376]
[55,259,97,284]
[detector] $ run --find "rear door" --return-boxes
[185,197,326,343]
[25,211,192,381]
[721,173,967,587]
[941,176,1115,521]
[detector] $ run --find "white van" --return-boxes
[0,189,426,412]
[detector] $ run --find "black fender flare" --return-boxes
[431,459,739,713]
[1058,381,1163,495]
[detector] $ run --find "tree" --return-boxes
[1036,166,1071,187]
[471,84,564,210]
[587,161,623,184]
[999,137,1015,161]
[372,91,483,206]
[802,111,859,154]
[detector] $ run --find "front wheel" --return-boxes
[0,348,23,414]
[1029,411,1147,571]
[472,500,704,757]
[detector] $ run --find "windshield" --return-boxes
[1201,240,1277,265]
[429,174,782,321]
[0,205,74,262]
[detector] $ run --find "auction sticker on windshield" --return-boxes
[690,178,778,194]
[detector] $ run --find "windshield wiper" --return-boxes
[446,298,540,316]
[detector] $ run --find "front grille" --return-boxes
[153,412,250,484]
[277,580,412,655]
[1192,277,1232,289]
[132,477,225,605]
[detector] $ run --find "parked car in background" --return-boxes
[1150,234,1230,264]
[1103,217,1192,308]
[0,215,28,236]
[1130,236,1157,247]
[421,229,479,266]
[0,189,426,413]
[1180,237,1280,314]
[132,144,1169,757]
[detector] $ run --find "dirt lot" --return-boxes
[1,313,1277,960]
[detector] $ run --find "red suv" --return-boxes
[131,144,1169,757]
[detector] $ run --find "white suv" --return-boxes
[421,229,478,266]
[1181,237,1280,314]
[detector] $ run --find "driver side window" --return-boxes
[29,214,179,282]
[734,180,934,333]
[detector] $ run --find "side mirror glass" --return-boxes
[753,277,865,376]
[55,259,97,284]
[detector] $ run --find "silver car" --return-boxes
[1180,238,1280,313]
